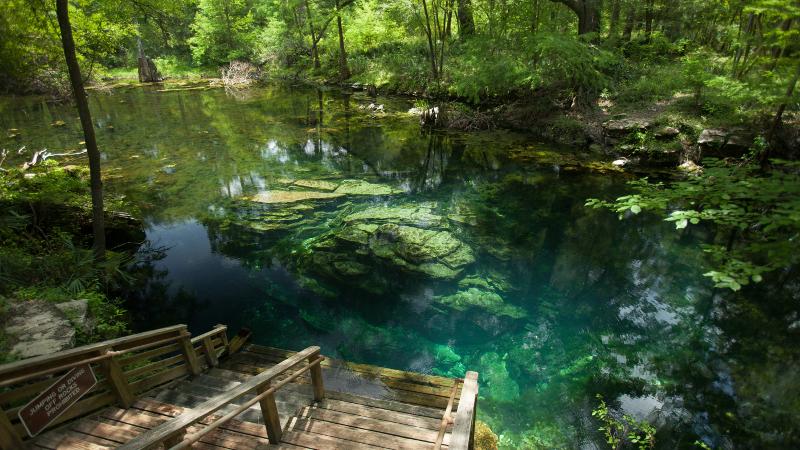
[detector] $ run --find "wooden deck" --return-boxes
[0,326,478,449]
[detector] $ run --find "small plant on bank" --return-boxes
[592,395,656,450]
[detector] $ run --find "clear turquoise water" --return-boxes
[2,84,798,449]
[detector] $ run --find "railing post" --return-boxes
[202,336,219,367]
[257,381,282,443]
[178,330,201,376]
[103,351,135,408]
[450,371,479,450]
[214,324,229,349]
[0,406,23,450]
[308,349,325,402]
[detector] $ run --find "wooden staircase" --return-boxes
[0,326,479,449]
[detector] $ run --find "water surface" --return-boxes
[2,84,798,449]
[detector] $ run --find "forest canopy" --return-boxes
[0,0,797,116]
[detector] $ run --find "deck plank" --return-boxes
[286,416,434,449]
[316,398,444,430]
[299,406,443,444]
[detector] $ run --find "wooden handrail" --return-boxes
[118,346,325,450]
[0,324,238,448]
[434,379,461,449]
[449,371,479,450]
[173,356,325,450]
[0,325,187,379]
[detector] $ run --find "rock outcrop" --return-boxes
[3,299,90,359]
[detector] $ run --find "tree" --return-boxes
[457,0,474,36]
[189,0,254,65]
[549,0,602,35]
[55,0,106,262]
[334,0,350,79]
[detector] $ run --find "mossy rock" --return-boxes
[474,421,499,450]
[368,224,475,279]
[291,179,340,191]
[343,203,442,226]
[334,179,404,195]
[477,352,520,402]
[248,190,344,204]
[437,288,527,319]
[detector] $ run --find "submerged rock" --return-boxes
[249,190,345,204]
[334,179,404,196]
[437,288,527,319]
[291,179,340,191]
[343,204,442,226]
[368,224,475,279]
[305,203,475,281]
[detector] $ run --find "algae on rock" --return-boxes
[437,288,527,319]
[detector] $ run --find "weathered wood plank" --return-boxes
[117,343,180,368]
[324,391,445,420]
[103,357,134,408]
[227,352,456,403]
[132,398,268,439]
[280,429,378,450]
[286,416,432,449]
[449,371,478,450]
[117,346,320,450]
[125,354,184,380]
[179,334,202,376]
[246,346,455,388]
[32,429,118,449]
[317,398,443,430]
[129,364,188,394]
[300,406,443,444]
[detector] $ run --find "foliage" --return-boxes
[592,395,656,450]
[189,0,256,65]
[586,159,800,290]
[0,161,134,359]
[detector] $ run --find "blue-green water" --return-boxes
[2,84,798,449]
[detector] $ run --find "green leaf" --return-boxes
[676,219,688,229]
[631,205,642,214]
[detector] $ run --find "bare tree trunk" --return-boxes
[765,58,800,164]
[549,0,602,35]
[458,0,475,36]
[644,0,654,39]
[55,0,106,262]
[622,4,635,40]
[609,0,620,38]
[335,0,350,79]
[304,0,321,69]
[421,0,439,79]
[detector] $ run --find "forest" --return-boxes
[1,0,800,449]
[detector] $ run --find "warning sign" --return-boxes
[18,363,97,437]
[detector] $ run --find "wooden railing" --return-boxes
[118,346,325,450]
[0,324,234,450]
[450,371,479,450]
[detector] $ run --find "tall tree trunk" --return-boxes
[421,0,439,79]
[335,0,350,79]
[765,58,800,164]
[549,0,602,35]
[55,0,106,262]
[644,0,654,39]
[304,0,321,69]
[622,4,635,40]
[608,0,620,39]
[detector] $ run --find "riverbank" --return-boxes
[0,161,145,362]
